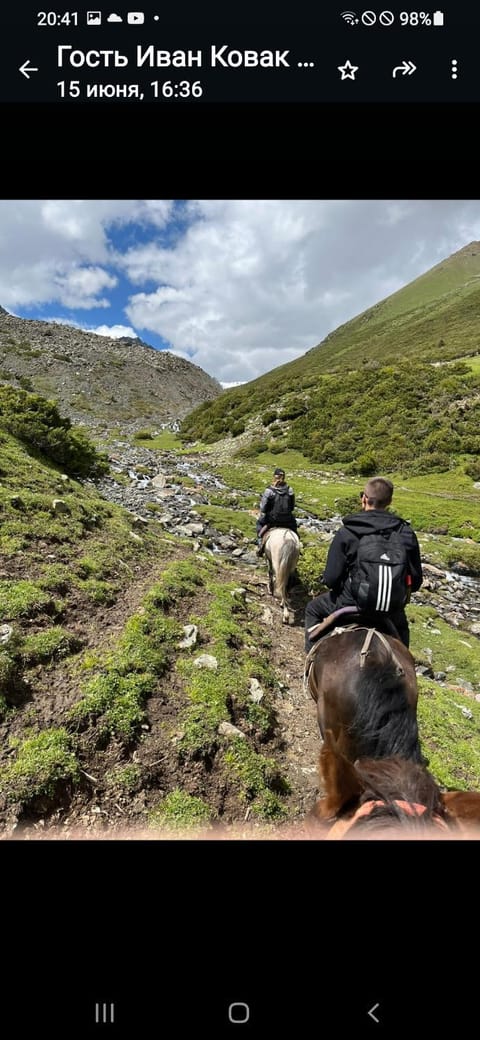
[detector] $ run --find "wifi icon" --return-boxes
[341,10,358,24]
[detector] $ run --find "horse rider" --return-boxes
[256,467,298,556]
[304,476,422,652]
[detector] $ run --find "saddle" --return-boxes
[307,606,400,645]
[257,525,298,556]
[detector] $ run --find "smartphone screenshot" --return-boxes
[1,4,479,1036]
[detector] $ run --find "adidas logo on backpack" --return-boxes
[350,528,409,613]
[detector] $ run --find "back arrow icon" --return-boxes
[19,60,39,79]
[392,60,416,77]
[368,1003,380,1023]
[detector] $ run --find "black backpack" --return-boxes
[268,490,293,526]
[349,527,409,613]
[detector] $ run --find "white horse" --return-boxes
[263,528,301,624]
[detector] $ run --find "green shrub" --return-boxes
[21,627,82,665]
[262,410,278,426]
[0,386,108,478]
[149,790,213,829]
[0,651,18,701]
[105,764,142,792]
[0,728,79,805]
[334,495,362,516]
[0,580,54,620]
[356,453,378,476]
[234,438,269,458]
[465,459,480,481]
[411,452,451,474]
[68,671,152,741]
[18,375,34,392]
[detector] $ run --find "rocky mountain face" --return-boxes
[0,307,221,434]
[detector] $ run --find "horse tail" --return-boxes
[275,532,300,603]
[349,662,422,762]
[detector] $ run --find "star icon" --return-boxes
[338,60,358,80]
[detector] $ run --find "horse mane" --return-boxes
[348,658,423,762]
[317,736,450,830]
[344,803,445,836]
[355,755,446,814]
[350,755,448,834]
[328,754,452,838]
[316,732,480,839]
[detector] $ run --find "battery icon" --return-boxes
[433,10,444,25]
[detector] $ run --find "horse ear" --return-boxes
[319,730,365,817]
[441,791,480,825]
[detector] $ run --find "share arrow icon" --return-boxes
[392,60,416,77]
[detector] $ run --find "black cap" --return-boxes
[273,468,285,476]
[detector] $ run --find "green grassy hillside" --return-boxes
[179,242,480,479]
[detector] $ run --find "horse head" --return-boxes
[310,730,454,839]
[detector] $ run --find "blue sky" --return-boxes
[1,199,480,384]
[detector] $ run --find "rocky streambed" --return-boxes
[90,442,480,643]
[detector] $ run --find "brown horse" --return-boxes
[309,730,480,839]
[305,625,422,764]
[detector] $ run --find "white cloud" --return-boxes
[91,324,137,338]
[47,317,137,339]
[121,199,480,380]
[0,200,173,309]
[52,266,117,309]
[3,200,480,381]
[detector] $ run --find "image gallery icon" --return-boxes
[86,11,102,24]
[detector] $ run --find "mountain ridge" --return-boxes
[0,308,221,435]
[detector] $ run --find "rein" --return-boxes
[359,628,405,677]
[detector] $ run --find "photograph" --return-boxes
[1,198,480,844]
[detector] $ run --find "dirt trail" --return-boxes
[230,560,321,818]
[1,443,325,835]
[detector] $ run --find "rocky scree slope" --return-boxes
[0,307,221,433]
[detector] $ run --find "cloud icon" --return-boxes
[107,12,123,21]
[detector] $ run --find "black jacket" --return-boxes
[322,510,423,608]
